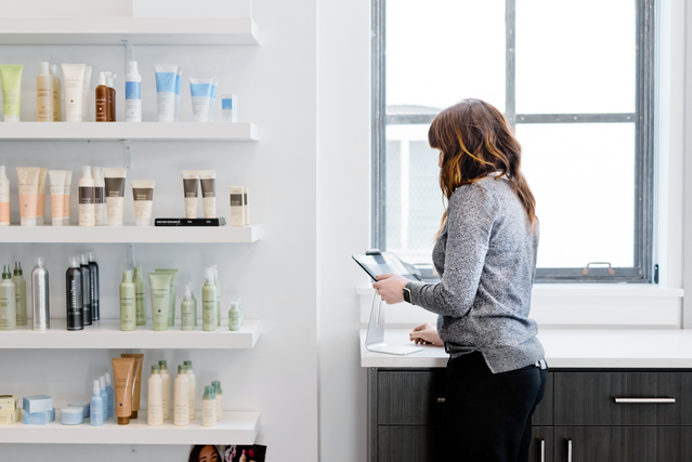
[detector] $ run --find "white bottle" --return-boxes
[36,62,53,122]
[50,64,62,121]
[159,360,170,420]
[212,381,223,421]
[125,61,142,123]
[0,166,9,226]
[184,360,196,421]
[78,166,95,227]
[92,167,107,226]
[148,365,163,426]
[173,365,190,426]
[202,385,216,427]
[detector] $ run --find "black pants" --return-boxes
[442,351,547,462]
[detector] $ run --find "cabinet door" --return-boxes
[528,426,553,462]
[378,369,446,424]
[377,425,442,462]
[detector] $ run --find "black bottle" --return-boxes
[80,254,92,325]
[66,256,83,330]
[89,252,100,322]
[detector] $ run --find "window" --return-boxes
[372,0,655,282]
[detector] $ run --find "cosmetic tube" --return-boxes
[61,64,85,122]
[90,379,104,426]
[32,257,50,331]
[154,63,178,122]
[173,365,189,426]
[63,171,72,226]
[112,357,135,425]
[174,66,183,122]
[103,168,126,226]
[203,267,217,331]
[148,365,163,426]
[81,66,92,121]
[0,166,9,226]
[95,71,108,122]
[202,386,216,426]
[208,78,218,122]
[189,77,212,122]
[148,272,172,331]
[78,166,95,227]
[105,373,115,418]
[121,353,143,419]
[37,168,47,226]
[134,267,146,325]
[155,269,178,327]
[80,254,92,326]
[184,360,195,421]
[132,179,155,226]
[89,252,99,321]
[65,256,83,330]
[17,167,40,227]
[182,170,199,218]
[229,186,245,227]
[221,92,238,122]
[181,285,194,331]
[92,167,106,226]
[119,271,135,331]
[126,61,142,122]
[0,265,16,331]
[51,64,62,121]
[13,262,26,326]
[37,62,53,122]
[0,65,23,121]
[159,360,170,420]
[212,381,223,421]
[199,170,216,219]
[48,170,67,226]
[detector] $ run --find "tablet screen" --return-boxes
[352,252,421,281]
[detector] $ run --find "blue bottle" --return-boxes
[105,372,114,418]
[100,376,109,421]
[90,379,104,426]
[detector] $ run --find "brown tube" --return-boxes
[111,357,135,425]
[121,354,144,419]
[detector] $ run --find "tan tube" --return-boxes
[16,167,40,226]
[121,353,144,419]
[111,357,135,425]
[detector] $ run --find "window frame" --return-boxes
[371,0,656,283]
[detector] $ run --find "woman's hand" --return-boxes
[372,273,409,304]
[409,322,443,347]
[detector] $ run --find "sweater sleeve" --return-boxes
[406,183,496,318]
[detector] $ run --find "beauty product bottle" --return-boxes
[134,267,146,326]
[202,267,217,331]
[81,66,92,121]
[65,256,83,330]
[36,62,53,122]
[92,167,107,226]
[105,372,114,418]
[107,73,116,122]
[100,376,108,421]
[120,270,136,331]
[228,300,243,331]
[32,257,50,331]
[125,61,142,123]
[181,285,194,331]
[95,72,108,122]
[202,385,216,427]
[211,265,221,327]
[64,171,72,226]
[212,381,223,421]
[78,166,95,227]
[191,282,198,327]
[184,360,196,421]
[0,265,16,331]
[239,450,248,462]
[173,365,190,426]
[159,360,170,421]
[148,365,163,426]
[88,252,99,322]
[80,254,92,326]
[174,66,183,122]
[50,64,62,121]
[12,262,26,327]
[90,379,104,426]
[0,166,9,226]
[37,168,48,226]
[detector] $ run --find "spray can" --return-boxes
[66,256,83,330]
[32,257,50,331]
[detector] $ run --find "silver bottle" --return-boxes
[32,257,50,331]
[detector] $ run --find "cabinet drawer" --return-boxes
[528,426,554,462]
[554,371,692,425]
[377,425,442,462]
[377,370,446,424]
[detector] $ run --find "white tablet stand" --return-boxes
[365,291,423,356]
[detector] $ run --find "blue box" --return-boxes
[23,408,55,425]
[22,395,52,414]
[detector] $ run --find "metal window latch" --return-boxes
[582,262,615,276]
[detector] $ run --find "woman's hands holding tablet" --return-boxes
[409,323,443,347]
[372,273,409,304]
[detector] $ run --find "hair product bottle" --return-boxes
[202,385,216,427]
[133,267,146,325]
[120,270,136,331]
[81,66,92,121]
[148,365,163,426]
[191,282,198,327]
[202,267,217,331]
[184,360,195,421]
[212,380,223,421]
[211,265,221,327]
[125,61,142,122]
[100,376,108,421]
[90,379,104,426]
[107,73,116,122]
[181,285,194,331]
[173,365,190,426]
[0,265,16,331]
[65,257,83,330]
[78,166,95,227]
[92,167,106,226]
[0,166,8,226]
[50,64,62,121]
[12,262,26,327]
[105,372,114,418]
[36,62,53,122]
[228,299,243,331]
[80,254,92,326]
[88,252,99,322]
[31,257,49,331]
[159,360,170,421]
[95,72,108,122]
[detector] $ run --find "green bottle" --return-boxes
[228,300,243,331]
[133,267,146,326]
[0,264,16,331]
[181,284,194,331]
[120,270,136,331]
[202,267,217,331]
[211,265,221,327]
[13,262,26,326]
[191,282,198,327]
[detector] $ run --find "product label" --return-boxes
[120,293,135,330]
[96,95,107,122]
[183,179,198,198]
[79,186,94,204]
[37,81,53,121]
[133,188,153,201]
[95,186,105,204]
[105,178,125,198]
[222,98,233,110]
[0,295,14,329]
[156,92,175,122]
[203,401,215,425]
[125,81,141,100]
[203,299,216,330]
[200,179,215,198]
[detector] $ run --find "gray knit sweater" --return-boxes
[406,176,544,374]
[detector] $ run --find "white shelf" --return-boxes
[0,17,259,45]
[0,122,258,141]
[0,319,260,349]
[0,224,262,244]
[1,410,260,445]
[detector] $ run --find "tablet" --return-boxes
[352,251,422,282]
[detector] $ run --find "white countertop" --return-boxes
[360,329,692,369]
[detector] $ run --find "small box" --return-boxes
[23,408,55,425]
[23,395,53,414]
[0,395,17,411]
[67,401,90,419]
[0,408,22,425]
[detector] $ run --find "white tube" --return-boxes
[174,66,183,122]
[199,171,216,219]
[132,180,155,227]
[103,168,127,226]
[62,64,86,122]
[16,167,40,227]
[63,171,72,226]
[189,77,213,123]
[81,66,92,121]
[48,170,67,226]
[154,64,178,122]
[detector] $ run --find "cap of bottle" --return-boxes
[184,284,192,300]
[127,61,139,74]
[100,376,106,391]
[134,266,143,278]
[69,256,80,268]
[80,254,89,265]
[178,365,186,374]
[40,61,50,75]
[92,166,103,180]
[151,365,160,374]
[98,71,106,86]
[158,360,168,370]
[13,262,22,276]
[105,372,112,386]
[184,360,192,371]
[122,270,132,282]
[93,379,101,395]
[0,166,6,177]
[107,73,116,88]
[2,265,11,279]
[82,166,92,178]
[203,385,216,400]
[205,267,214,283]
[35,257,44,268]
[212,380,222,394]
[50,64,57,76]
[89,252,96,263]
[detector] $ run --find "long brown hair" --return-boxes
[428,98,537,236]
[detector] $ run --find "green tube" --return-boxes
[155,269,178,326]
[148,273,172,331]
[0,65,23,122]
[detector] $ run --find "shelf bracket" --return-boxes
[122,140,132,170]
[122,39,134,65]
[126,243,135,271]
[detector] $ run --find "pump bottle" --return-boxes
[90,379,104,426]
[95,72,108,122]
[36,62,53,122]
[50,64,62,121]
[159,360,171,421]
[125,61,142,122]
[173,364,190,426]
[78,166,95,227]
[211,265,221,327]
[65,256,83,330]
[148,365,163,426]
[105,372,114,418]
[202,267,217,331]
[12,262,26,326]
[0,265,16,331]
[0,166,9,226]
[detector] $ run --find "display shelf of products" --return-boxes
[0,319,260,349]
[0,224,262,243]
[0,18,259,45]
[0,122,259,141]
[0,410,260,445]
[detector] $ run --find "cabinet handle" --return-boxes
[436,398,445,404]
[566,439,572,462]
[614,397,676,404]
[539,439,546,462]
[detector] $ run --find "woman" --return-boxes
[188,445,222,462]
[373,99,546,462]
